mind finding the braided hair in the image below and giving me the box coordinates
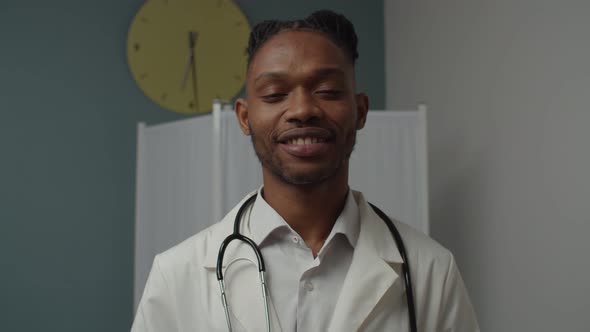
[246,10,359,67]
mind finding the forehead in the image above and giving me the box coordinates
[247,30,353,82]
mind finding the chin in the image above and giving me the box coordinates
[276,164,343,186]
[280,173,330,185]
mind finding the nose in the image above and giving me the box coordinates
[286,88,323,125]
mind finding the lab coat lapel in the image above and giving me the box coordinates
[327,192,404,332]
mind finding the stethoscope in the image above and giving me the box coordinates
[216,193,418,332]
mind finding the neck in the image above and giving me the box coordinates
[261,168,349,255]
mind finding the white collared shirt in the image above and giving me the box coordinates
[248,188,360,332]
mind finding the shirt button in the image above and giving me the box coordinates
[304,281,314,292]
[292,236,300,244]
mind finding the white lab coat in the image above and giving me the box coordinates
[132,191,479,331]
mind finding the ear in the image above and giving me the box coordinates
[355,93,369,130]
[235,98,250,135]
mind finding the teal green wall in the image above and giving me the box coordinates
[0,1,383,331]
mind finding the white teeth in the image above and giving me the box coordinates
[287,137,325,145]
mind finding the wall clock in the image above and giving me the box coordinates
[127,0,250,114]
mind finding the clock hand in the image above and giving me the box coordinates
[188,31,199,111]
[180,52,192,90]
[180,31,198,90]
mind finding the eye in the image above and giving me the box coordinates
[317,89,341,94]
[316,89,343,99]
[261,93,288,103]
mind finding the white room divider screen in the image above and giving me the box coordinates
[134,105,428,309]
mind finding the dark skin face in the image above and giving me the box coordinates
[235,30,369,254]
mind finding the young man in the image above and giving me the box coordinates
[132,10,479,331]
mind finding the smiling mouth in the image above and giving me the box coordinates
[277,132,333,158]
[284,137,328,145]
[276,127,334,146]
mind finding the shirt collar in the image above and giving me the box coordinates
[249,187,360,248]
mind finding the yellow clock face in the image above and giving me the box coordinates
[127,0,250,114]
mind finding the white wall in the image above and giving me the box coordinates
[385,1,590,331]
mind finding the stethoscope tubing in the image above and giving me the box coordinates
[369,202,418,332]
[216,194,417,332]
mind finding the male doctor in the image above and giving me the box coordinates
[132,10,479,332]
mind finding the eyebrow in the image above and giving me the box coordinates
[253,67,347,84]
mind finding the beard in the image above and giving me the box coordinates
[249,124,357,186]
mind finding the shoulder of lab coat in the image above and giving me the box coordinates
[131,192,252,332]
[132,190,479,331]
[378,205,480,331]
